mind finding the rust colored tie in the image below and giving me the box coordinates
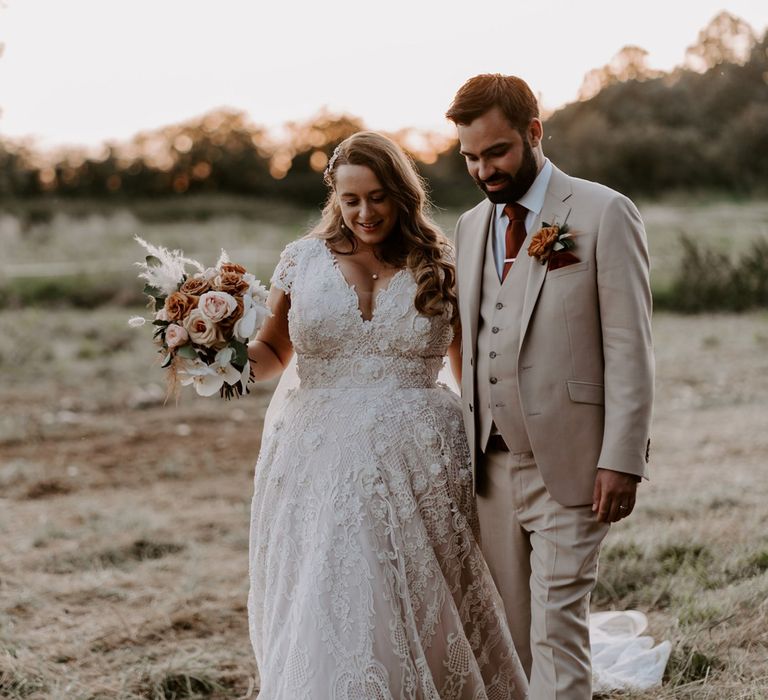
[502,202,528,282]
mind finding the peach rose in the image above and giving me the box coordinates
[165,323,189,349]
[220,262,247,275]
[527,226,560,261]
[198,291,237,322]
[164,292,198,322]
[180,276,212,295]
[183,309,223,347]
[215,271,249,295]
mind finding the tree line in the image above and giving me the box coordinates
[1,14,766,209]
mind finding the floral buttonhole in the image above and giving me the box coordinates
[527,221,578,269]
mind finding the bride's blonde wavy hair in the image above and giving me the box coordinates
[311,131,457,322]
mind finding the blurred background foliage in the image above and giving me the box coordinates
[0,13,766,210]
[0,12,767,313]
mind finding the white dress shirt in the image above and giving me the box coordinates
[492,158,553,279]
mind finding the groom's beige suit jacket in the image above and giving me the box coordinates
[455,164,654,506]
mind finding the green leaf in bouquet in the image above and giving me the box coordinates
[229,339,249,368]
[154,296,166,312]
[143,283,164,298]
[161,353,173,368]
[176,344,198,360]
[145,255,163,268]
[152,319,170,327]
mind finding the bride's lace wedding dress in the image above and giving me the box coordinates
[247,237,528,700]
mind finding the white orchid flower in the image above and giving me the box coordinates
[177,358,217,395]
[240,356,251,388]
[177,352,240,397]
[234,295,258,341]
[234,294,271,341]
[241,273,269,302]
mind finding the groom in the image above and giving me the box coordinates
[446,74,654,698]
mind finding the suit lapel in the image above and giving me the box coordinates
[461,201,494,357]
[519,166,573,347]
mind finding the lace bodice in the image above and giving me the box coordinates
[272,237,454,389]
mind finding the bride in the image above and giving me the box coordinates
[245,131,528,699]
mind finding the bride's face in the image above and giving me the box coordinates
[335,164,398,248]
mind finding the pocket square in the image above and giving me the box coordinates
[547,250,581,272]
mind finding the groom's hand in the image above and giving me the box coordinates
[592,469,638,523]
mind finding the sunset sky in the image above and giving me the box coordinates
[1,0,767,149]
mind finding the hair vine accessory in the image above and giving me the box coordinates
[324,145,341,179]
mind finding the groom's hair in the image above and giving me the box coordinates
[446,74,539,134]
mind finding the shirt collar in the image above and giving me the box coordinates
[495,157,553,221]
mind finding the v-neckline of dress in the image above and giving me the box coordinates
[320,240,408,324]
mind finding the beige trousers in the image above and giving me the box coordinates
[476,448,609,700]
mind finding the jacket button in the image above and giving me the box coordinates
[496,302,503,310]
[469,404,473,413]
[489,351,497,359]
[490,377,498,384]
[491,326,500,334]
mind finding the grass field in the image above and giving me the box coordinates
[1,306,767,699]
[2,197,768,305]
[1,197,767,698]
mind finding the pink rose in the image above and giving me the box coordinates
[198,291,237,322]
[165,323,189,349]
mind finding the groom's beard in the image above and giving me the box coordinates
[476,138,538,205]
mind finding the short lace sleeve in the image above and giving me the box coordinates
[270,239,308,294]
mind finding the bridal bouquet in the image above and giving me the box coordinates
[130,237,271,398]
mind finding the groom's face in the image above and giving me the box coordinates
[457,107,541,204]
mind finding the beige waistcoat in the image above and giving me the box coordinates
[476,218,531,454]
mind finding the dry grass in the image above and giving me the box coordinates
[593,312,768,699]
[3,197,767,285]
[1,307,273,698]
[1,308,767,698]
[639,199,768,289]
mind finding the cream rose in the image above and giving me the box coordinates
[198,291,237,322]
[183,309,222,346]
[165,323,189,349]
